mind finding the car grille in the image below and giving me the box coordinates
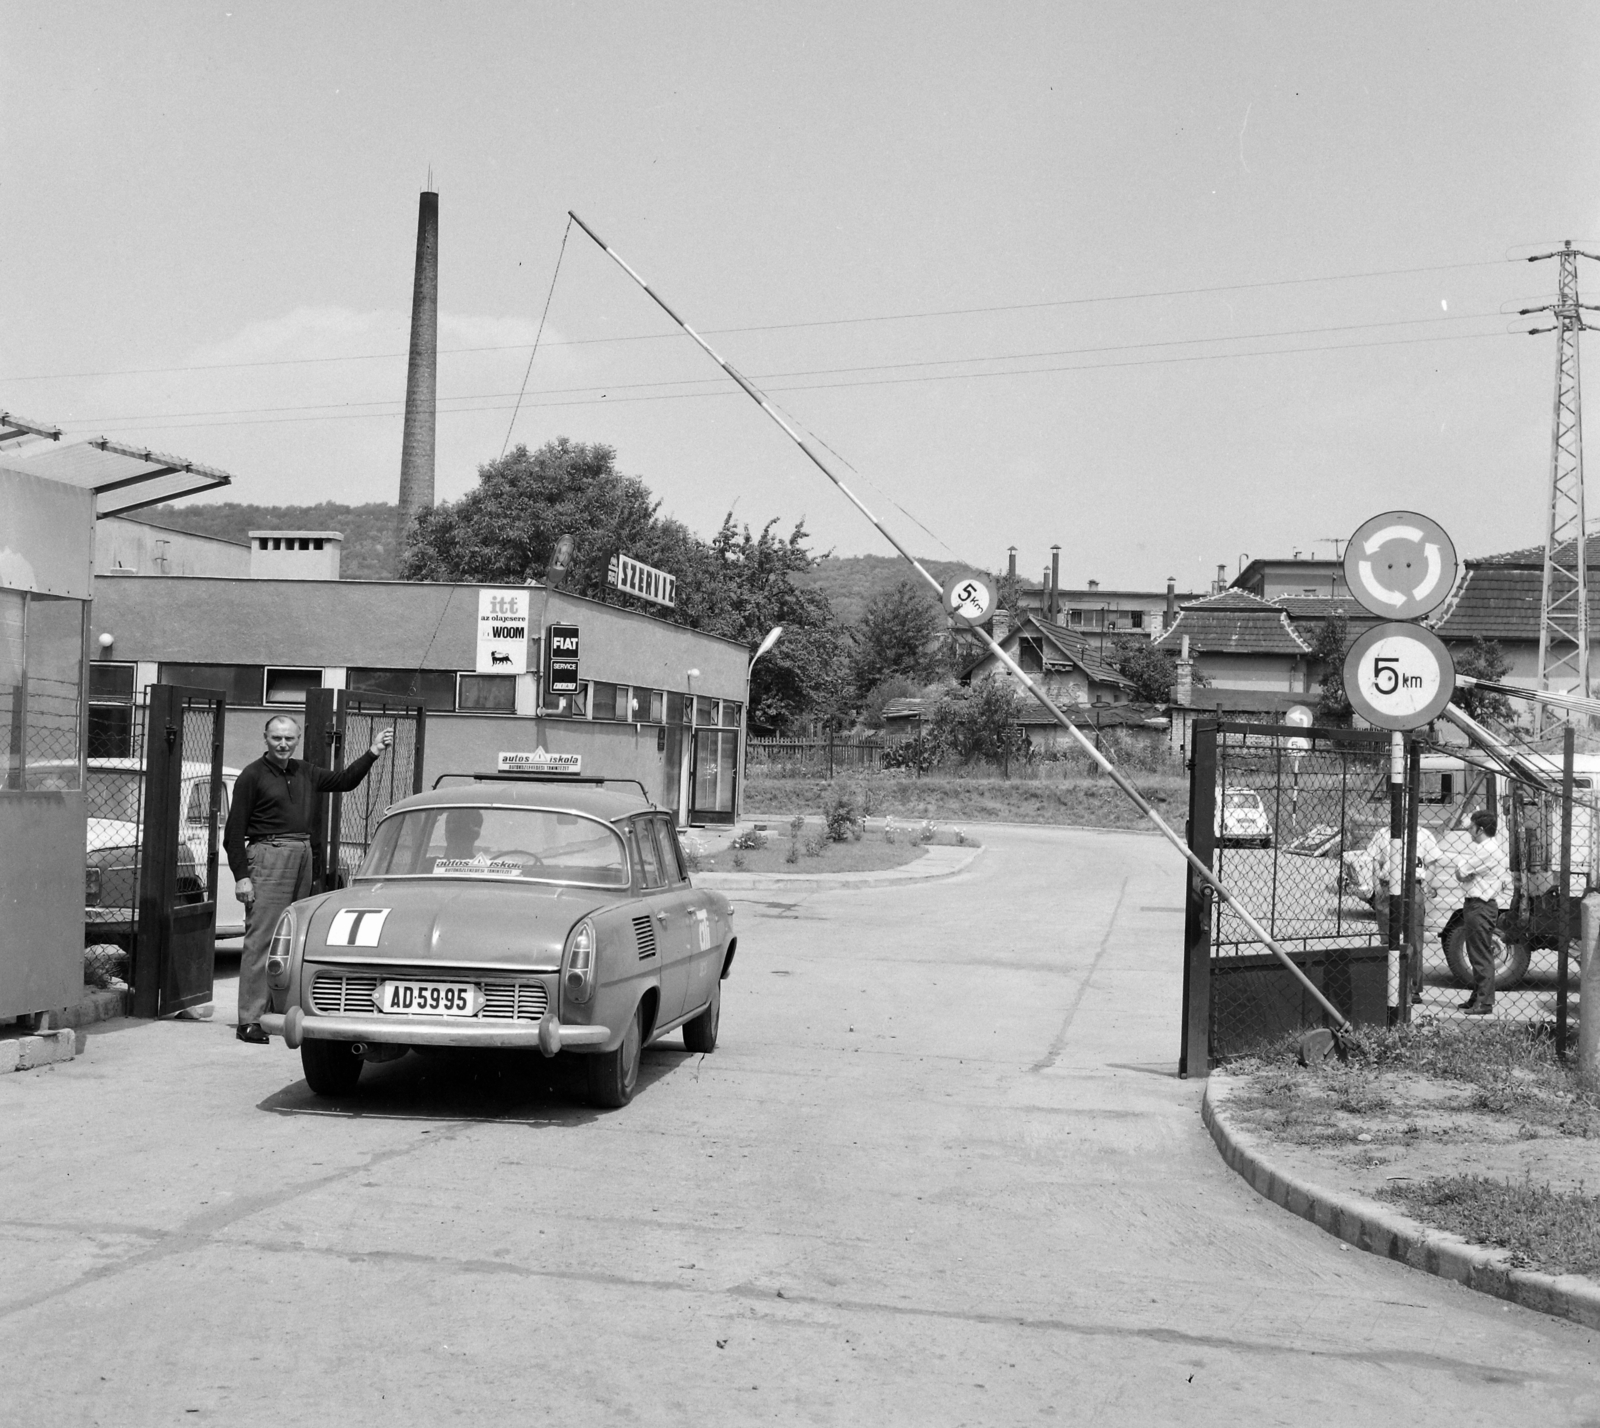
[633,915,657,960]
[309,972,549,1021]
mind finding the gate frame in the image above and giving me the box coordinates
[130,683,225,1019]
[304,688,426,892]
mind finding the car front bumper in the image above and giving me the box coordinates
[259,1007,611,1056]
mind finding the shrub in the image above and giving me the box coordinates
[823,784,865,842]
[731,849,747,871]
[803,829,828,857]
[731,828,769,851]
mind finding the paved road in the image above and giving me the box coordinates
[2,825,1596,1425]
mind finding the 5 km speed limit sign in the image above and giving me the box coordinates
[1342,622,1456,731]
[942,573,996,628]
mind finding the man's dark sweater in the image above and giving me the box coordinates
[223,751,379,880]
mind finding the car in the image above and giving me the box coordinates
[80,759,246,947]
[258,777,736,1108]
[1216,787,1272,848]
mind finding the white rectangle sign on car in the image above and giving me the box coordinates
[373,981,484,1017]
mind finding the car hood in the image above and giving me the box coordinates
[297,878,623,970]
[88,818,139,852]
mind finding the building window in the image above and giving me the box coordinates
[264,668,322,705]
[647,690,666,723]
[694,696,717,726]
[1019,637,1044,673]
[666,692,689,725]
[348,668,457,712]
[2,591,87,790]
[1068,610,1083,628]
[88,663,137,758]
[591,682,630,721]
[158,663,265,706]
[458,674,517,714]
[720,700,741,728]
[540,680,589,718]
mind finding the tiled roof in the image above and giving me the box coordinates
[1170,689,1317,715]
[960,614,1135,689]
[1429,566,1553,641]
[1153,590,1312,656]
[1015,701,1168,728]
[1271,595,1379,623]
[880,698,926,720]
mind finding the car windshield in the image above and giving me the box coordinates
[1224,791,1261,809]
[88,770,143,822]
[359,806,630,888]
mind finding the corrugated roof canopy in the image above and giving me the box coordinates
[3,437,231,515]
[0,410,64,450]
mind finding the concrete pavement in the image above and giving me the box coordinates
[1,824,1596,1424]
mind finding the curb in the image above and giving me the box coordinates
[697,843,985,893]
[51,988,132,1031]
[1202,1078,1600,1331]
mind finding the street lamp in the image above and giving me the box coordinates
[739,627,783,821]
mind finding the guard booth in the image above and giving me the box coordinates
[0,415,231,1023]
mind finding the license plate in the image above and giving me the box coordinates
[373,981,484,1017]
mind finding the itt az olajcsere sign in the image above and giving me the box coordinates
[476,589,529,675]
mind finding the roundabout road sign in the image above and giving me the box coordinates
[1342,622,1456,731]
[943,572,996,628]
[1344,511,1458,621]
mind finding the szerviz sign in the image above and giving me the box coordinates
[546,624,580,694]
[476,589,530,675]
[608,553,677,609]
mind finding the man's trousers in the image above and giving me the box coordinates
[237,837,313,1025]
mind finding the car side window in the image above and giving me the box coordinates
[633,819,665,890]
[654,816,687,884]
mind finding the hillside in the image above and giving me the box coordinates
[794,553,995,626]
[130,502,402,579]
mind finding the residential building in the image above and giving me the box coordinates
[1152,590,1315,694]
[960,612,1136,707]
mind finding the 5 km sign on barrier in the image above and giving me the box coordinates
[1342,622,1456,730]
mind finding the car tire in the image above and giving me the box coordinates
[587,1003,643,1109]
[1442,922,1531,991]
[682,978,721,1054]
[301,1039,364,1096]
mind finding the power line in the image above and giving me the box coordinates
[0,256,1509,384]
[500,215,572,457]
[70,326,1509,435]
[60,310,1508,428]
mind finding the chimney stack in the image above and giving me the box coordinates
[1214,562,1226,595]
[1164,576,1176,630]
[1050,545,1060,621]
[397,187,439,558]
[1007,546,1017,580]
[1175,633,1194,707]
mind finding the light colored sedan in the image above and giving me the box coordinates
[259,778,736,1108]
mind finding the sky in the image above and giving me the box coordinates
[6,1,1600,592]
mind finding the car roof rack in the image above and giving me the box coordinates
[431,771,655,805]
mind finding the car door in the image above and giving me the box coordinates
[653,814,719,1020]
[629,816,692,1027]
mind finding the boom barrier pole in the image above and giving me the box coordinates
[568,211,1354,1035]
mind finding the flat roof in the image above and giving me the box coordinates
[2,437,231,515]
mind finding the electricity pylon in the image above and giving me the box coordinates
[1523,242,1600,730]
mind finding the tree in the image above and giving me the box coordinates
[1450,637,1514,725]
[930,676,1027,768]
[1309,613,1352,722]
[1108,636,1179,704]
[400,438,848,731]
[852,579,945,696]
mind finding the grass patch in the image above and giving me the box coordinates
[1378,1175,1600,1276]
[745,772,1185,829]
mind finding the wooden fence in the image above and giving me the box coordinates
[747,735,884,776]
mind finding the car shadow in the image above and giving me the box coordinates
[258,1042,682,1125]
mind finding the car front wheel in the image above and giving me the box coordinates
[301,1039,363,1096]
[682,979,721,1054]
[588,1004,643,1108]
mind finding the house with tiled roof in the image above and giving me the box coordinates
[1152,589,1315,693]
[960,613,1135,707]
[1427,538,1600,688]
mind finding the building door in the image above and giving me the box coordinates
[690,728,738,825]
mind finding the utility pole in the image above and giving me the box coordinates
[1524,241,1600,731]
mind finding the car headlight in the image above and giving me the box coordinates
[85,866,102,906]
[266,911,295,987]
[564,918,596,1005]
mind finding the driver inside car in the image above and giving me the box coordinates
[429,807,484,869]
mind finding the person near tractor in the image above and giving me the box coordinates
[224,714,394,1043]
[1453,809,1510,1016]
[1364,822,1442,946]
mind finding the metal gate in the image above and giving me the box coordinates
[1182,720,1393,1068]
[304,689,425,891]
[128,684,225,1018]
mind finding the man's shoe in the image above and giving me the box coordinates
[236,1022,270,1044]
[1457,997,1479,1011]
[1463,1005,1494,1017]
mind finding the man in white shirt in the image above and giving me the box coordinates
[1454,809,1511,1015]
[1366,823,1442,992]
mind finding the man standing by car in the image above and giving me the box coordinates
[225,715,394,1043]
[1454,809,1510,1016]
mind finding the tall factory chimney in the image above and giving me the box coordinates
[1049,545,1061,621]
[396,186,439,558]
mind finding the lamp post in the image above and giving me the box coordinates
[739,627,783,822]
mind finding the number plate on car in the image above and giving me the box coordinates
[373,981,484,1017]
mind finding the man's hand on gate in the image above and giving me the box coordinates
[237,877,254,905]
[371,726,395,757]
